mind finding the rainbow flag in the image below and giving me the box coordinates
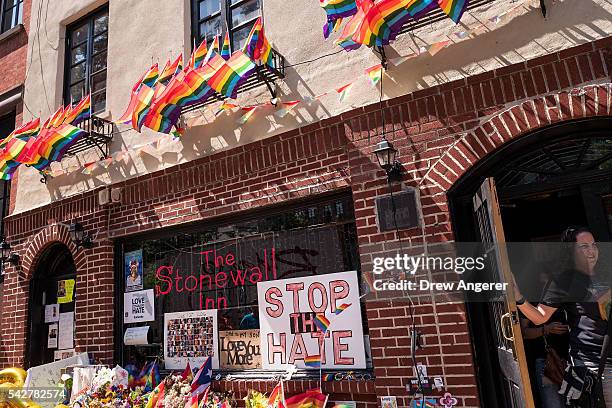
[365,63,383,86]
[320,0,358,38]
[336,82,353,102]
[0,118,40,147]
[204,35,220,64]
[334,303,352,314]
[438,0,468,23]
[304,355,321,368]
[145,381,165,408]
[242,18,273,68]
[131,84,156,131]
[206,51,255,99]
[0,138,29,179]
[314,314,331,332]
[284,389,328,408]
[215,102,239,116]
[36,124,87,164]
[192,40,208,69]
[158,54,183,84]
[116,70,150,124]
[268,381,285,407]
[323,374,335,381]
[221,31,231,60]
[64,94,91,125]
[141,63,160,89]
[45,106,66,128]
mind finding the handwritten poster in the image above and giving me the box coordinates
[44,304,59,323]
[257,270,366,370]
[57,279,75,304]
[125,249,144,292]
[47,324,58,349]
[164,309,219,370]
[123,289,155,323]
[219,330,261,369]
[58,312,74,350]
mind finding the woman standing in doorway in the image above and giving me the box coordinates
[513,226,611,406]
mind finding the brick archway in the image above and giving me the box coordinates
[21,224,86,282]
[422,82,612,192]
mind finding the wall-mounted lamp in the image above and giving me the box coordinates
[373,138,402,183]
[68,221,94,249]
[0,239,20,266]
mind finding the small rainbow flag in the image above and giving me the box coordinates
[158,54,183,84]
[64,94,91,125]
[206,51,255,99]
[274,100,300,118]
[192,40,208,69]
[45,105,66,128]
[0,118,40,147]
[334,303,352,314]
[284,389,328,408]
[438,0,468,23]
[304,355,321,368]
[314,314,331,332]
[204,35,220,64]
[221,31,231,60]
[365,63,383,86]
[428,40,450,56]
[242,18,273,68]
[215,102,239,116]
[131,84,155,132]
[36,124,87,163]
[238,106,257,124]
[320,0,357,38]
[141,63,160,88]
[336,82,353,102]
[323,374,335,381]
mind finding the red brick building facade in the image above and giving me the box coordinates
[1,36,611,407]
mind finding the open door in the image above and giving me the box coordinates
[472,177,534,408]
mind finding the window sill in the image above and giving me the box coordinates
[0,24,24,44]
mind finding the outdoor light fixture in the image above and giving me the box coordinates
[69,221,94,249]
[374,138,402,183]
[0,239,19,266]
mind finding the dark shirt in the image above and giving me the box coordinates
[521,304,569,361]
[541,269,611,367]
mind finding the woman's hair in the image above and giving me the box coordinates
[560,226,594,270]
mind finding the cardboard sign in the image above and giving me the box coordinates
[124,289,155,323]
[164,309,219,370]
[257,270,366,370]
[219,330,261,369]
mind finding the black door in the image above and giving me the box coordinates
[26,243,77,367]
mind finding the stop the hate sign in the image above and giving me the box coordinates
[257,270,366,369]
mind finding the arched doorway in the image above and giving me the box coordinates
[26,243,77,367]
[449,117,612,408]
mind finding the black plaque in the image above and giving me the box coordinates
[376,189,420,232]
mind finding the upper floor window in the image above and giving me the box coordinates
[1,0,23,33]
[64,7,108,114]
[192,0,261,51]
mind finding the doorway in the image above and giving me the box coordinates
[449,117,612,407]
[26,243,77,367]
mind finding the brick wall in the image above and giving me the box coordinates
[1,37,611,407]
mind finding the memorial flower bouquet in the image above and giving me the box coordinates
[159,374,194,408]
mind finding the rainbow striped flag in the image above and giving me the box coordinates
[284,389,328,408]
[221,31,231,60]
[131,84,156,132]
[204,35,220,64]
[438,0,468,23]
[158,54,183,84]
[141,63,160,88]
[365,63,383,86]
[45,106,66,128]
[215,102,239,116]
[304,355,321,368]
[116,70,149,124]
[192,40,208,69]
[320,0,357,38]
[0,138,29,179]
[314,314,331,332]
[36,124,87,164]
[0,118,40,147]
[336,82,353,102]
[242,18,273,68]
[206,51,255,99]
[334,303,352,314]
[64,94,91,125]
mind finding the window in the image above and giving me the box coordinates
[64,7,108,114]
[1,0,23,33]
[192,0,261,51]
[119,194,367,372]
